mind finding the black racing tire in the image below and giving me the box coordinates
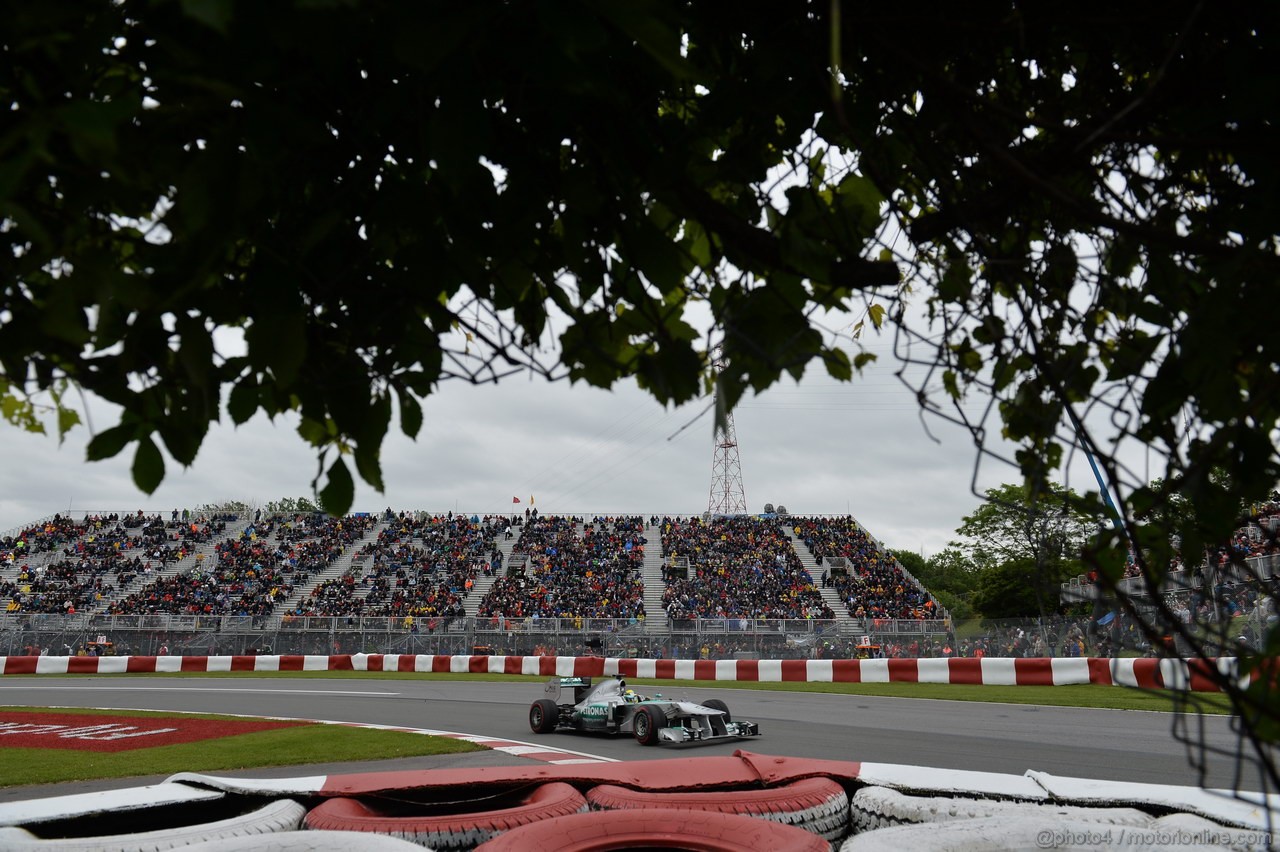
[587,776,849,842]
[700,698,730,722]
[0,799,305,851]
[304,782,586,850]
[632,705,663,746]
[529,698,559,734]
[473,807,829,852]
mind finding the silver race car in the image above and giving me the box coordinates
[528,676,761,746]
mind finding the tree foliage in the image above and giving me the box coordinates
[3,0,1279,790]
[952,482,1097,575]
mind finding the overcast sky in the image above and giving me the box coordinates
[0,324,1141,558]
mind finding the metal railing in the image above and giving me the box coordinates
[0,612,943,659]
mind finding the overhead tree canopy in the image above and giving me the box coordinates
[3,0,1279,775]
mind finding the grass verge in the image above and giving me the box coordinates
[2,668,1237,713]
[0,706,481,788]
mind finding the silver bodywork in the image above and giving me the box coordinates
[536,676,761,745]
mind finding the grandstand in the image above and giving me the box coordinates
[1,509,947,659]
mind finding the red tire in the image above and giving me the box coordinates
[473,807,830,852]
[305,782,586,850]
[587,777,849,842]
[632,705,663,745]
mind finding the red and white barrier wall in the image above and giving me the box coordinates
[0,653,1249,691]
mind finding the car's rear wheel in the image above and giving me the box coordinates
[632,705,663,745]
[529,698,559,733]
[701,698,730,722]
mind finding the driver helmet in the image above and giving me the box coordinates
[623,689,639,703]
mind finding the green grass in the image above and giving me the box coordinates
[2,668,1238,713]
[0,706,482,788]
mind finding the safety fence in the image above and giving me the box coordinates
[0,652,1249,691]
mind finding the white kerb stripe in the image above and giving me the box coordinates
[556,656,579,677]
[95,656,129,674]
[1159,658,1189,691]
[673,659,696,680]
[917,658,951,684]
[1109,658,1139,687]
[715,659,738,681]
[756,660,782,682]
[806,659,834,683]
[632,659,657,679]
[34,657,71,675]
[980,657,1018,686]
[858,659,889,683]
[1050,657,1091,686]
[154,655,184,673]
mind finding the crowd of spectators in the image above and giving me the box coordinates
[291,511,504,622]
[478,515,646,620]
[791,516,940,621]
[3,512,232,615]
[104,513,377,618]
[659,516,833,621]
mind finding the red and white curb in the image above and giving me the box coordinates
[0,653,1252,692]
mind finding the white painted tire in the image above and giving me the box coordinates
[849,786,1151,834]
[840,815,1223,851]
[588,777,849,842]
[0,799,305,851]
[181,829,428,851]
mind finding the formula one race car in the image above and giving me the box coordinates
[528,676,761,746]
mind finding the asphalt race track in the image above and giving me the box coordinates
[0,677,1267,794]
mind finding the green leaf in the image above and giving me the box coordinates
[297,417,331,447]
[397,388,423,439]
[132,435,165,494]
[867,303,886,329]
[227,378,259,425]
[319,456,355,516]
[822,347,853,381]
[56,407,81,442]
[86,424,136,461]
[853,351,877,371]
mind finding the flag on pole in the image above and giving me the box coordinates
[512,497,521,504]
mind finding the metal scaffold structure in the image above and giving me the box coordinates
[707,347,747,515]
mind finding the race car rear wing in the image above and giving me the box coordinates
[544,676,593,703]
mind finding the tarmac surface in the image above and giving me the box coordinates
[1,676,1270,800]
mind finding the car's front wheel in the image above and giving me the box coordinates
[529,698,559,734]
[632,706,663,746]
[701,698,730,722]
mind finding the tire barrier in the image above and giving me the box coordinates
[0,653,1247,691]
[5,753,1274,848]
[303,782,587,850]
[0,799,305,851]
[849,785,1151,834]
[839,814,1242,851]
[179,830,427,852]
[472,807,831,852]
[587,777,849,842]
